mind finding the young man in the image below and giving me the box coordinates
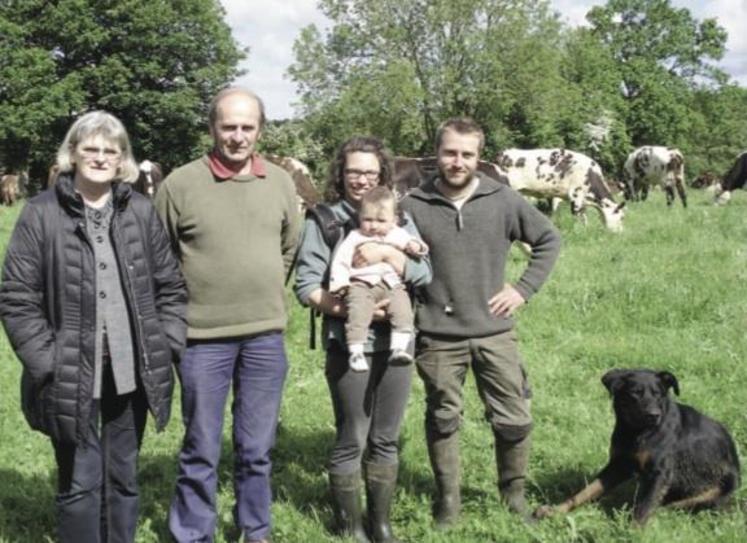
[401,118,561,525]
[155,88,301,543]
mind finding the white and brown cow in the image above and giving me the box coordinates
[393,156,507,200]
[690,171,719,189]
[623,146,687,207]
[134,160,164,199]
[1,173,20,206]
[265,154,320,212]
[713,151,747,205]
[494,148,625,233]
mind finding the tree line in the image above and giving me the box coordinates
[2,0,746,192]
[284,0,747,183]
[0,0,245,191]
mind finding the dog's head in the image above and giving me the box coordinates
[601,369,679,430]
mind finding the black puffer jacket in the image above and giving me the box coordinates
[0,174,187,444]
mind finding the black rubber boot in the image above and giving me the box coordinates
[495,433,532,516]
[426,429,461,528]
[329,471,370,542]
[364,462,401,543]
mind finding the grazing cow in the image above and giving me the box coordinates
[713,152,747,205]
[493,148,625,233]
[134,160,164,199]
[690,171,719,189]
[265,154,320,212]
[623,146,687,207]
[605,176,626,195]
[393,156,507,200]
[1,174,20,206]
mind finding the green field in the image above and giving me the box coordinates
[0,189,745,542]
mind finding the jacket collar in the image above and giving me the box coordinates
[55,172,132,217]
[338,198,357,219]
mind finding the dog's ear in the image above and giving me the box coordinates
[602,369,628,395]
[657,371,680,396]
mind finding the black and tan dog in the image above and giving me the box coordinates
[534,369,740,525]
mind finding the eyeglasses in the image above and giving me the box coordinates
[344,169,380,181]
[78,146,121,162]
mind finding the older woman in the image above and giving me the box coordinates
[0,111,187,542]
[295,137,431,542]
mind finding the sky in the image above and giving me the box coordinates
[221,0,747,120]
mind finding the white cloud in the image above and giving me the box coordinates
[700,0,747,51]
[221,0,329,119]
[220,0,747,119]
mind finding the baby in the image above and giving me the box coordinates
[329,186,428,372]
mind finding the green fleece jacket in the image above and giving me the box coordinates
[401,174,560,338]
[155,156,301,339]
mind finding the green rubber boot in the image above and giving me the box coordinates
[329,471,370,542]
[426,429,461,528]
[364,462,401,543]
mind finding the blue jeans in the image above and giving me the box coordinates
[169,332,288,543]
[53,382,147,543]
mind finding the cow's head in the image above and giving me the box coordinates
[599,199,625,233]
[714,185,731,205]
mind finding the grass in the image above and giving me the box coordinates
[0,188,745,542]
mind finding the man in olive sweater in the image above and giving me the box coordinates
[155,88,300,543]
[401,118,561,525]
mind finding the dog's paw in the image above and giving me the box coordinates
[532,505,556,519]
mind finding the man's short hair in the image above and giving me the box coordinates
[208,87,266,129]
[435,117,485,153]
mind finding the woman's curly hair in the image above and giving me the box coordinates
[324,136,394,203]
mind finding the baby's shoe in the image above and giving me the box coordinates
[388,349,413,366]
[349,352,369,372]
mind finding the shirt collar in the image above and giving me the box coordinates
[207,149,267,180]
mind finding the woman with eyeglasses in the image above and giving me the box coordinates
[0,111,187,542]
[294,136,431,542]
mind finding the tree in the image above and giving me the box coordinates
[288,0,572,157]
[0,0,245,189]
[586,0,728,147]
[682,84,747,179]
[259,119,327,183]
[555,27,631,175]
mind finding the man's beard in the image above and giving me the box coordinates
[442,168,475,188]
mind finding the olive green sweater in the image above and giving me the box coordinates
[155,156,300,339]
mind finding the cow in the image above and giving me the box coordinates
[623,146,687,207]
[713,152,747,205]
[265,154,320,212]
[1,174,20,206]
[134,159,164,199]
[393,156,507,200]
[690,171,719,189]
[493,148,625,233]
[605,176,626,195]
